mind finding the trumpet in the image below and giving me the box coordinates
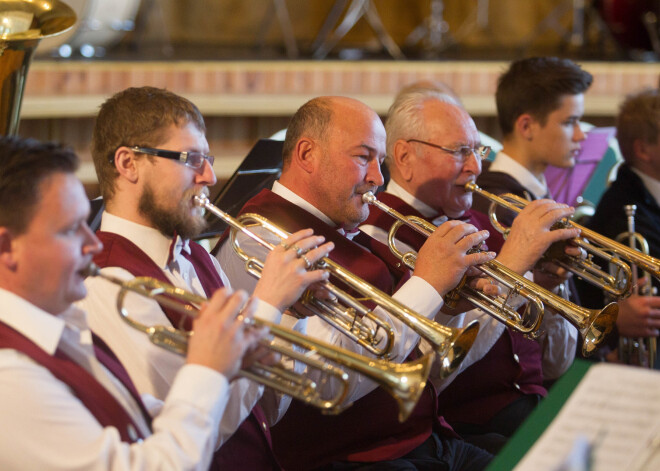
[195,195,479,378]
[362,191,618,356]
[616,205,657,368]
[464,182,643,299]
[84,263,433,422]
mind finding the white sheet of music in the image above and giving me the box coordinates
[515,363,660,471]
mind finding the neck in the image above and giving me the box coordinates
[104,196,155,230]
[501,139,547,180]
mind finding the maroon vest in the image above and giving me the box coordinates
[0,320,149,443]
[363,192,546,426]
[230,189,451,470]
[95,231,281,471]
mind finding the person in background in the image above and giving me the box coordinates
[582,88,660,366]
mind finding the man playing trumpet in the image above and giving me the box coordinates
[360,86,580,453]
[217,96,497,470]
[0,135,263,470]
[78,86,334,469]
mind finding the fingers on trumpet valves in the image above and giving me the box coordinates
[300,254,312,270]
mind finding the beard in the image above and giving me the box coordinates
[138,184,209,239]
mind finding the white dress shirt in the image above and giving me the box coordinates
[78,212,295,446]
[0,288,229,471]
[217,181,444,402]
[360,180,578,388]
[632,167,660,208]
[490,151,549,199]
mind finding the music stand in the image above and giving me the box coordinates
[198,139,284,239]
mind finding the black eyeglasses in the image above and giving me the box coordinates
[406,139,490,162]
[125,146,215,169]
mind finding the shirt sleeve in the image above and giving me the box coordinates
[0,350,230,471]
[535,284,579,380]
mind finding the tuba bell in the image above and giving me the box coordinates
[0,0,76,135]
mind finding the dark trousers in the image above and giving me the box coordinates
[452,394,542,455]
[327,432,493,471]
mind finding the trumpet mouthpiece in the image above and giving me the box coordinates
[193,195,209,207]
[81,263,101,278]
[362,192,376,204]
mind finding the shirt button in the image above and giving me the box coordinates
[513,354,520,363]
[262,422,268,430]
[513,382,521,390]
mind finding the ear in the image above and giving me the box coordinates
[292,137,317,174]
[113,146,140,183]
[392,139,415,181]
[633,138,652,164]
[515,113,536,141]
[0,228,17,271]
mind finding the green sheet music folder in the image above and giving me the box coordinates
[486,359,592,470]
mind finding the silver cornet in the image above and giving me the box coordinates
[84,263,433,422]
[616,205,657,368]
[195,195,479,378]
[362,191,618,356]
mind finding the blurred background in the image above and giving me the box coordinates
[15,0,660,197]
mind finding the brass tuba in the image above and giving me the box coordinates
[84,263,433,422]
[195,195,480,379]
[362,191,619,357]
[0,1,76,135]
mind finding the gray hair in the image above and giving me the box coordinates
[385,89,461,167]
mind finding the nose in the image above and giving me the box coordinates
[367,158,385,187]
[463,150,482,175]
[82,223,103,256]
[196,158,217,186]
[574,122,586,142]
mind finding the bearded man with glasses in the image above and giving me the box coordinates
[360,88,581,454]
[79,86,334,470]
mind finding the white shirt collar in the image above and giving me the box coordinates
[0,287,83,355]
[490,151,548,199]
[385,179,439,219]
[272,181,337,227]
[100,212,190,269]
[631,167,660,207]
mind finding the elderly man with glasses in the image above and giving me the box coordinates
[77,86,335,470]
[360,88,580,454]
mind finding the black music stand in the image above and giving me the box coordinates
[198,139,284,239]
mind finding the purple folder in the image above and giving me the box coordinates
[544,127,617,206]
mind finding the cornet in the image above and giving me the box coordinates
[464,182,649,299]
[616,205,657,368]
[84,263,433,422]
[195,195,479,378]
[362,191,618,356]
